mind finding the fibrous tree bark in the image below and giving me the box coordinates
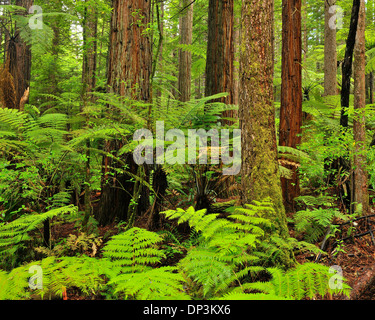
[96,0,152,226]
[178,0,193,103]
[205,0,234,107]
[279,0,303,213]
[240,0,291,249]
[81,0,98,229]
[352,0,369,215]
[82,0,97,100]
[107,0,151,102]
[5,0,32,109]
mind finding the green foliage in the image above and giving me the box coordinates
[35,232,102,258]
[0,256,109,300]
[162,201,330,299]
[102,227,166,273]
[109,266,189,300]
[243,263,351,300]
[294,207,348,243]
[161,203,350,300]
[0,205,77,269]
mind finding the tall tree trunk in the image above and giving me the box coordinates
[240,0,291,250]
[81,0,98,229]
[353,0,369,215]
[324,0,338,96]
[302,0,308,76]
[195,0,234,209]
[82,0,97,99]
[279,0,302,213]
[107,0,151,102]
[156,1,164,106]
[341,0,361,128]
[96,0,152,226]
[233,16,240,106]
[178,0,193,103]
[205,0,234,106]
[6,0,32,109]
[335,0,361,211]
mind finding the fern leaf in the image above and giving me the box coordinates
[102,227,166,273]
[110,266,189,300]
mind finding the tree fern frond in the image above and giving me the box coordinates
[258,263,351,300]
[110,266,189,300]
[0,206,77,261]
[217,292,291,300]
[102,227,166,273]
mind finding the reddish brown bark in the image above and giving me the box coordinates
[178,0,193,103]
[107,0,151,102]
[5,0,33,109]
[96,0,152,226]
[205,0,234,108]
[82,0,97,99]
[279,0,303,213]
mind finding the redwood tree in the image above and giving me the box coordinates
[82,0,97,99]
[5,0,33,109]
[205,0,234,107]
[96,0,152,226]
[279,0,303,213]
[178,0,193,103]
[81,0,98,228]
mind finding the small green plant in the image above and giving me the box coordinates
[35,232,102,258]
[0,205,77,269]
[332,240,347,257]
[294,207,348,243]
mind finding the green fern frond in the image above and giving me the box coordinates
[102,227,166,273]
[248,263,351,300]
[0,256,108,300]
[278,146,311,163]
[217,292,291,300]
[0,205,77,261]
[294,208,346,242]
[110,266,189,300]
[178,247,233,298]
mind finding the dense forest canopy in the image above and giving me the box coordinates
[0,0,375,302]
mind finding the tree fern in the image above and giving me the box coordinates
[0,205,77,266]
[244,263,351,300]
[102,227,190,300]
[109,266,189,300]
[294,208,347,243]
[102,227,166,273]
[162,202,272,298]
[0,256,109,300]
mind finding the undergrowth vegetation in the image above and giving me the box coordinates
[4,0,375,302]
[0,200,351,300]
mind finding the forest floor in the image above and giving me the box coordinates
[293,213,375,300]
[49,194,375,301]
